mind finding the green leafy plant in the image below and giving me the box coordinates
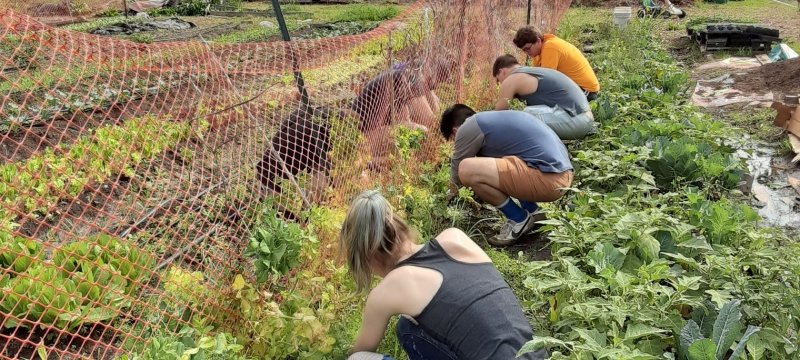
[514,17,800,360]
[393,126,425,161]
[244,205,306,281]
[0,234,155,331]
[0,234,42,274]
[120,324,250,360]
[679,300,760,360]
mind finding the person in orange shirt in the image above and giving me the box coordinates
[513,26,600,101]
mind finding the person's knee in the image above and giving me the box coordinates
[458,159,487,186]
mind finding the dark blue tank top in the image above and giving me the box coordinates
[395,239,548,360]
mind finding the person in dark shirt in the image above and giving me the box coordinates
[340,190,548,360]
[351,59,454,169]
[255,105,339,212]
[440,104,573,246]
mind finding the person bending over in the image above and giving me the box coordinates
[494,54,596,140]
[351,67,419,170]
[351,59,453,169]
[441,104,573,246]
[514,25,600,101]
[341,190,548,360]
[255,105,338,216]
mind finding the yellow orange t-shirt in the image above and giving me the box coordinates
[533,34,600,93]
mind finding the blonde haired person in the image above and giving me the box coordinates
[341,190,548,360]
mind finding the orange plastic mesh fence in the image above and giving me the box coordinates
[0,0,571,358]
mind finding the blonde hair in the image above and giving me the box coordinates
[340,190,412,291]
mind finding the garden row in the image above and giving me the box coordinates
[509,19,799,359]
[1,5,439,358]
[116,10,800,360]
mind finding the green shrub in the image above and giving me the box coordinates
[244,204,306,282]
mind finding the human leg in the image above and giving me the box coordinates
[458,157,538,245]
[396,316,458,360]
[457,157,507,206]
[496,156,573,203]
[365,126,392,170]
[522,105,596,140]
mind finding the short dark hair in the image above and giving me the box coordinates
[492,55,520,77]
[513,26,544,49]
[440,104,476,139]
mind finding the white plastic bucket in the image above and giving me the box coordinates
[613,7,632,27]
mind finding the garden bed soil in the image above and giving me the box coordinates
[0,322,120,360]
[505,232,552,261]
[0,83,199,163]
[733,58,800,96]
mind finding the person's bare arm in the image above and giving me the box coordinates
[351,286,396,353]
[426,90,441,115]
[495,76,518,110]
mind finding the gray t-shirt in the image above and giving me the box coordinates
[512,66,591,116]
[450,110,572,186]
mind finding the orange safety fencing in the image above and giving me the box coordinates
[0,0,572,358]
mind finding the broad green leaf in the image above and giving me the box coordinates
[636,338,670,356]
[672,276,703,292]
[232,274,245,291]
[574,328,606,351]
[517,336,573,355]
[637,234,661,262]
[745,333,766,360]
[82,306,117,323]
[196,336,216,349]
[625,323,667,341]
[677,237,713,252]
[729,326,760,359]
[588,242,626,274]
[524,261,553,274]
[705,290,733,309]
[681,320,705,356]
[36,341,47,360]
[713,300,743,360]
[688,339,717,360]
[691,305,717,338]
[662,252,701,270]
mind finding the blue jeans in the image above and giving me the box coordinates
[395,317,458,360]
[523,105,596,140]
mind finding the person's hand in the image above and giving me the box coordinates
[409,122,429,133]
[446,182,459,203]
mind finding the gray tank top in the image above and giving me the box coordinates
[512,66,591,116]
[395,239,548,360]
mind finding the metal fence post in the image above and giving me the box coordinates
[269,0,310,107]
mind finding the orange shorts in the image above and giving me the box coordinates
[495,156,573,202]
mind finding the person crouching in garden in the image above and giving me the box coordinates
[493,54,596,140]
[440,104,573,246]
[341,190,548,360]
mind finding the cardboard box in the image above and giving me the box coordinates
[772,102,800,138]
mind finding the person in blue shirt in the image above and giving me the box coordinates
[440,104,574,245]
